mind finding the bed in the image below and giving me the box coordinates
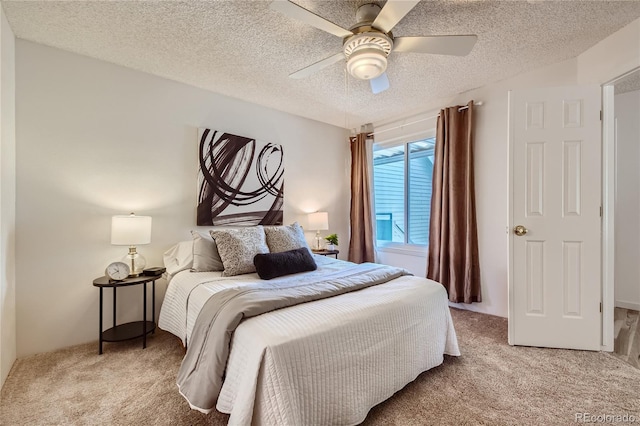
[159,238,459,425]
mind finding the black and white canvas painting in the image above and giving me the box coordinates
[197,128,284,226]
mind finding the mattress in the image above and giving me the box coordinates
[159,255,459,425]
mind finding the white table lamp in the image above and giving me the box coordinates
[307,212,329,250]
[111,213,152,277]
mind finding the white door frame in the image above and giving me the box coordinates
[601,66,640,352]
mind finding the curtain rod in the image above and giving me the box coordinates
[369,101,483,137]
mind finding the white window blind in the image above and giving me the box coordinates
[372,112,438,148]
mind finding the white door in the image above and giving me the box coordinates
[508,85,602,350]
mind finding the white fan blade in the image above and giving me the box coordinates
[270,1,353,38]
[394,35,478,56]
[372,0,420,33]
[370,72,390,94]
[289,52,345,79]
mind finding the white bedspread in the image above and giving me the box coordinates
[159,256,459,425]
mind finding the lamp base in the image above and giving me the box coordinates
[122,246,146,277]
[315,231,323,251]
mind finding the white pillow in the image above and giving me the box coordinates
[190,230,224,272]
[163,241,194,277]
[210,226,269,277]
[264,222,310,253]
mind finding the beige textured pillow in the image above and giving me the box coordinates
[210,226,269,277]
[264,222,310,253]
[190,231,224,272]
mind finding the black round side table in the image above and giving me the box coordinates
[93,274,158,354]
[311,249,339,259]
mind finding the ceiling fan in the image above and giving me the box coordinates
[270,0,477,94]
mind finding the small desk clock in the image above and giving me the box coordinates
[105,261,130,281]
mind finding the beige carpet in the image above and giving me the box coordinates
[2,308,639,426]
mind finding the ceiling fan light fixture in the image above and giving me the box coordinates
[343,31,392,81]
[346,47,388,80]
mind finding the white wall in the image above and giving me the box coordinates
[377,247,427,277]
[374,16,640,318]
[374,58,578,318]
[0,6,16,388]
[578,18,640,86]
[16,41,350,356]
[614,89,640,311]
[445,59,581,317]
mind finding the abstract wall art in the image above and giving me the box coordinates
[197,128,284,226]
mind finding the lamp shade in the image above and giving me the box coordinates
[307,212,329,231]
[111,213,152,245]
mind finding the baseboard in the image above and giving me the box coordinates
[615,300,640,311]
[448,302,507,318]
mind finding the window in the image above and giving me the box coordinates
[373,138,435,247]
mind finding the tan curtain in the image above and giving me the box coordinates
[427,101,481,303]
[348,133,375,263]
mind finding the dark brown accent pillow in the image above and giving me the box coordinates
[253,247,317,280]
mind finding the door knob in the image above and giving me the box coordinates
[514,225,528,236]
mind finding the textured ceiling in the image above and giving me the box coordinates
[3,0,640,129]
[615,70,640,94]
